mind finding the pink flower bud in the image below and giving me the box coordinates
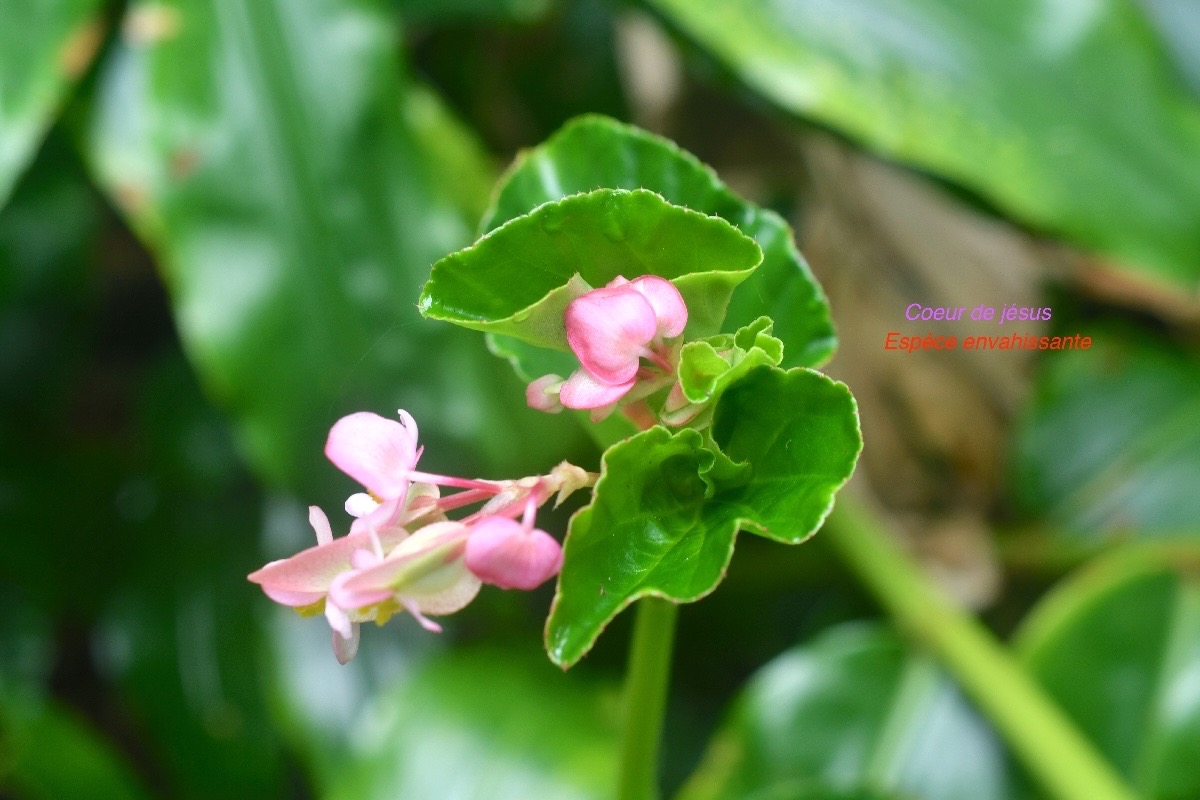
[625,275,687,339]
[565,283,657,385]
[526,374,565,412]
[558,368,634,410]
[464,516,563,590]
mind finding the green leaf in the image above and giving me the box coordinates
[420,187,763,349]
[0,0,105,207]
[645,0,1200,292]
[1011,323,1200,541]
[82,0,574,494]
[0,689,150,800]
[546,366,861,667]
[677,317,784,406]
[481,115,836,367]
[325,648,618,800]
[1015,549,1200,800]
[677,624,1010,800]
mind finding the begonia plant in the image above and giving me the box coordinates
[251,115,865,798]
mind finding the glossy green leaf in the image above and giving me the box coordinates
[678,624,1010,800]
[1012,324,1200,541]
[0,0,105,207]
[546,366,861,667]
[0,689,150,800]
[325,648,618,800]
[646,0,1200,292]
[481,115,836,367]
[420,188,762,349]
[1015,550,1200,799]
[83,0,575,494]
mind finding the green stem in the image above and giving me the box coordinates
[998,527,1200,575]
[618,597,678,800]
[824,496,1137,800]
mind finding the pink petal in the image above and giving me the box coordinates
[589,402,619,423]
[329,566,392,611]
[247,525,410,595]
[325,411,420,500]
[332,625,360,665]
[628,276,687,338]
[559,369,633,409]
[565,284,657,384]
[350,548,381,570]
[309,506,333,546]
[262,587,325,607]
[337,522,480,615]
[526,374,565,413]
[396,409,419,442]
[402,601,444,632]
[325,596,354,640]
[464,516,563,590]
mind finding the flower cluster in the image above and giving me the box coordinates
[527,275,690,425]
[248,410,592,664]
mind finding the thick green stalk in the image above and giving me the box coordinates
[618,597,678,800]
[824,497,1137,800]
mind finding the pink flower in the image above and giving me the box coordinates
[327,521,482,636]
[530,275,688,419]
[325,410,422,535]
[565,275,686,385]
[248,404,598,664]
[248,508,483,664]
[247,505,413,663]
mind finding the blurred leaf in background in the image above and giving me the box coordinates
[1136,0,1200,96]
[83,0,589,502]
[1012,323,1200,541]
[396,0,557,25]
[324,649,619,800]
[1014,550,1200,800]
[0,0,106,205]
[680,624,1010,800]
[645,0,1200,292]
[409,0,627,153]
[0,126,290,797]
[0,689,149,800]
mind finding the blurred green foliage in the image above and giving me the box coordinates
[2,0,1199,798]
[645,0,1200,291]
[680,624,1009,800]
[0,0,105,205]
[1013,322,1200,539]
